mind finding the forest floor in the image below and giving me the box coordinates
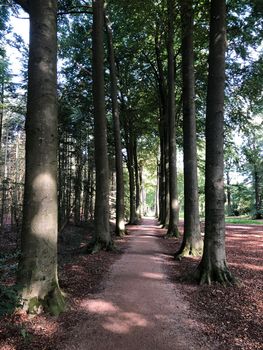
[0,218,262,349]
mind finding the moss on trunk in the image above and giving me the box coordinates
[165,221,180,238]
[24,285,65,316]
[87,238,117,254]
[175,238,203,259]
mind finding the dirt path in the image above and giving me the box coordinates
[58,218,210,350]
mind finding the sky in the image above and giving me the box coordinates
[5,9,260,186]
[6,13,29,84]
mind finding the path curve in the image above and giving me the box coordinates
[59,218,211,350]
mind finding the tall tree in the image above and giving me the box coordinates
[166,0,179,237]
[196,0,234,284]
[105,14,125,236]
[14,0,65,314]
[91,0,112,251]
[175,0,202,257]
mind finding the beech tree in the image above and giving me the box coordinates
[14,0,65,314]
[166,0,179,237]
[196,0,234,284]
[175,0,202,257]
[105,13,125,236]
[91,0,113,251]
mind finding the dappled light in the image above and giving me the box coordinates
[31,172,57,240]
[141,272,165,280]
[0,0,262,348]
[54,219,206,348]
[1,218,262,349]
[102,311,149,334]
[171,199,179,210]
[230,262,263,272]
[80,299,119,314]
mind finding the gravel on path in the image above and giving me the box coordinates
[58,218,211,350]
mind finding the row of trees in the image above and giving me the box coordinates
[0,0,262,314]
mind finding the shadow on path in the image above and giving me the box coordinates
[56,217,210,350]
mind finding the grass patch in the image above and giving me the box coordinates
[225,217,263,225]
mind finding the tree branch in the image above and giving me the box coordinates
[58,10,92,16]
[58,5,92,16]
[13,0,29,13]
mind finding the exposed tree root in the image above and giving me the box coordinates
[44,286,66,316]
[21,285,66,316]
[87,240,118,254]
[195,263,236,286]
[174,241,203,260]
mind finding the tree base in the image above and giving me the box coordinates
[116,228,127,237]
[165,225,180,238]
[23,285,65,316]
[174,241,203,260]
[44,286,66,316]
[195,262,236,286]
[87,239,117,254]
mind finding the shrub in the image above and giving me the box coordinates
[251,209,263,220]
[0,285,22,316]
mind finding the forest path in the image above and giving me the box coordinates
[59,218,209,350]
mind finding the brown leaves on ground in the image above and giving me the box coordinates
[0,223,129,350]
[160,223,263,350]
[0,221,262,349]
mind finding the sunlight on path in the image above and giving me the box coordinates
[58,218,210,350]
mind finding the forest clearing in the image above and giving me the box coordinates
[0,218,262,349]
[0,0,263,349]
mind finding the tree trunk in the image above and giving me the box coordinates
[105,15,125,236]
[254,167,260,212]
[0,82,4,151]
[91,0,112,252]
[139,163,144,216]
[126,130,137,224]
[176,0,202,257]
[155,162,160,218]
[155,27,167,225]
[134,139,141,219]
[166,0,179,237]
[74,145,83,225]
[158,121,166,223]
[226,171,232,216]
[15,0,65,315]
[196,0,234,285]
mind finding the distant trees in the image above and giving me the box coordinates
[241,127,263,218]
[0,0,261,317]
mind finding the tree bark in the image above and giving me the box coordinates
[0,82,4,151]
[226,171,232,216]
[155,27,167,225]
[126,128,137,224]
[15,0,65,314]
[254,167,260,212]
[175,0,202,257]
[74,143,83,225]
[134,139,141,219]
[166,0,179,237]
[91,0,112,252]
[105,15,125,236]
[196,0,234,285]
